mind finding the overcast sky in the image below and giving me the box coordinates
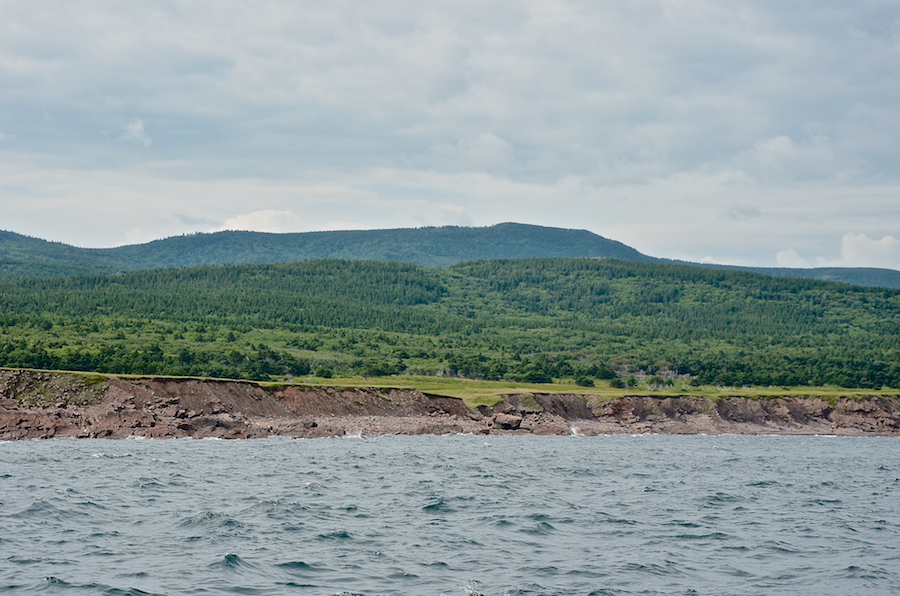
[2,0,899,269]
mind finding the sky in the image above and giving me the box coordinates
[1,0,899,270]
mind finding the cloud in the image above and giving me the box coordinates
[125,227,150,245]
[776,233,900,270]
[429,133,515,174]
[211,210,303,233]
[411,203,473,227]
[177,213,219,227]
[776,249,810,268]
[0,133,15,141]
[832,233,900,269]
[0,2,899,268]
[118,118,152,147]
[19,0,889,183]
[734,135,844,184]
[727,203,762,221]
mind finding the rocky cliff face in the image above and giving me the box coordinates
[588,394,900,436]
[1,370,899,439]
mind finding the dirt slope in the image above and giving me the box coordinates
[1,370,898,439]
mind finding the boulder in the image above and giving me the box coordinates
[493,413,522,430]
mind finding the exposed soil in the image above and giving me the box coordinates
[1,370,899,439]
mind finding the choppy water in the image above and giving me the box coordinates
[2,435,899,596]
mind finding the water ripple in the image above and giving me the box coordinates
[1,435,898,595]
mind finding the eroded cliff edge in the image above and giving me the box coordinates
[1,370,899,439]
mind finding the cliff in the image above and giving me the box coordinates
[1,370,899,439]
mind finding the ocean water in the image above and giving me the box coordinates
[1,435,899,596]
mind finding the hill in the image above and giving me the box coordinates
[690,263,900,291]
[1,258,898,388]
[0,223,649,277]
[3,224,899,288]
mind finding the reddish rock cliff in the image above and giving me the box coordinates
[1,370,898,439]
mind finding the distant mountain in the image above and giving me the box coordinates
[2,223,899,288]
[0,223,650,275]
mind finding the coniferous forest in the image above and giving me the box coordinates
[1,258,898,388]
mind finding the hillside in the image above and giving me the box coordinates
[3,224,899,288]
[0,223,649,277]
[1,258,898,388]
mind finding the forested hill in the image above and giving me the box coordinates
[2,223,900,288]
[1,258,899,388]
[0,223,649,279]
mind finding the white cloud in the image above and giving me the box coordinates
[411,203,473,227]
[125,226,150,245]
[776,249,810,268]
[211,210,303,233]
[305,220,379,232]
[832,233,900,269]
[0,133,14,141]
[776,234,900,270]
[117,118,152,147]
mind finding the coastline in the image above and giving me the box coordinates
[2,369,899,439]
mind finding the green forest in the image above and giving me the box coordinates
[1,258,899,388]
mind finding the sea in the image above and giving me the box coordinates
[1,435,899,596]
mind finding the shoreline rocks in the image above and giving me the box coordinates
[1,370,899,439]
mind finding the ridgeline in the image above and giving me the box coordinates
[3,223,899,288]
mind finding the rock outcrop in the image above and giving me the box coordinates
[1,370,899,439]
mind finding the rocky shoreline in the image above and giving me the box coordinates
[1,370,899,439]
